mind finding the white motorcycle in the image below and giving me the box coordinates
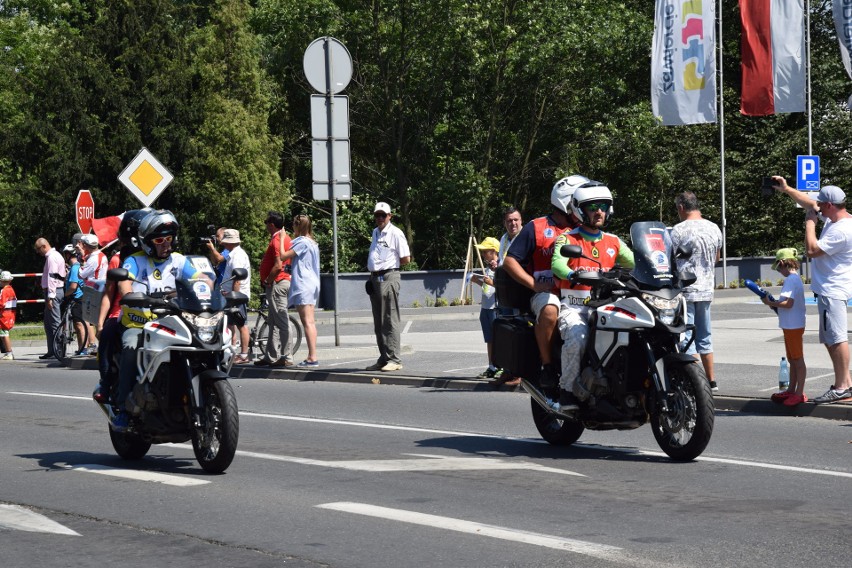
[97,257,247,473]
[494,221,715,461]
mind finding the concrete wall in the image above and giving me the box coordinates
[318,256,790,310]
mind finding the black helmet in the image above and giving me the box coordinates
[138,209,179,258]
[119,208,152,248]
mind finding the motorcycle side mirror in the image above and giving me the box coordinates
[674,245,692,260]
[678,271,697,287]
[107,268,130,282]
[559,244,583,258]
[231,268,248,281]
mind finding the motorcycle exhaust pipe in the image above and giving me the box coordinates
[521,379,578,421]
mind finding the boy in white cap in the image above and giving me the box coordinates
[771,177,852,403]
[0,271,17,360]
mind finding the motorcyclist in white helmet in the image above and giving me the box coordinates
[500,176,585,389]
[551,180,635,409]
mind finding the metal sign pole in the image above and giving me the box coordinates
[324,37,341,346]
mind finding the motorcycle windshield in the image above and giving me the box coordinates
[629,221,675,289]
[174,255,226,312]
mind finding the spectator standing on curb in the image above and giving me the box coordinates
[366,201,411,372]
[0,271,17,360]
[501,176,582,392]
[220,229,252,364]
[76,234,106,354]
[763,248,808,406]
[280,214,321,367]
[670,191,722,392]
[255,211,293,367]
[498,207,523,265]
[772,177,852,403]
[61,244,87,355]
[470,237,501,379]
[35,238,66,360]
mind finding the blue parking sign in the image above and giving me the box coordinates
[797,155,820,191]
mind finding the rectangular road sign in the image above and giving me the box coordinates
[313,182,351,201]
[797,155,820,191]
[311,139,351,201]
[311,95,349,139]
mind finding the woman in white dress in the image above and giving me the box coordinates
[280,214,320,366]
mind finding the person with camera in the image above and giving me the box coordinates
[670,191,722,392]
[203,227,228,286]
[772,176,852,404]
[551,181,634,410]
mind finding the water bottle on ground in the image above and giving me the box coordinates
[778,357,790,391]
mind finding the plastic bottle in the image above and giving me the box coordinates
[778,357,790,391]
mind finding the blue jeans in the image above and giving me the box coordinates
[682,300,712,355]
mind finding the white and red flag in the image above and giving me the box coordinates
[740,0,805,116]
[834,0,852,81]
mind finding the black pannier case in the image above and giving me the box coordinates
[492,317,541,380]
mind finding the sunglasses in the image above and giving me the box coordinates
[151,235,173,245]
[374,212,388,218]
[584,202,609,212]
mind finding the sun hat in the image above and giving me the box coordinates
[374,202,391,215]
[816,185,846,205]
[475,237,501,252]
[0,270,12,282]
[220,229,241,244]
[772,248,798,271]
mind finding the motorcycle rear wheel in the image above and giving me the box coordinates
[109,428,152,460]
[651,361,714,461]
[192,379,239,474]
[530,398,584,446]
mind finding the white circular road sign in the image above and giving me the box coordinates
[303,37,352,94]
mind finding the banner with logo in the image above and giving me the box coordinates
[740,0,806,116]
[651,0,717,125]
[834,0,852,80]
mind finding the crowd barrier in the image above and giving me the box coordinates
[9,272,45,304]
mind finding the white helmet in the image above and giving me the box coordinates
[571,183,614,225]
[551,175,599,214]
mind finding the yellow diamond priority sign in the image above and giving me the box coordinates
[118,148,174,207]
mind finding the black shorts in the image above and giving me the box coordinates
[70,299,84,322]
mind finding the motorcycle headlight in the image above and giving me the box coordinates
[641,292,682,326]
[183,312,223,343]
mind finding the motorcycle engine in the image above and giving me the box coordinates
[573,366,609,401]
[127,383,159,416]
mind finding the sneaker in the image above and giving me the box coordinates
[558,389,580,411]
[709,381,719,392]
[253,358,273,367]
[783,393,808,407]
[381,361,403,372]
[86,345,98,356]
[38,353,55,360]
[297,360,320,367]
[269,358,294,368]
[92,386,110,404]
[538,365,559,389]
[771,390,793,403]
[812,386,852,404]
[478,367,498,379]
[366,361,385,371]
[110,411,130,431]
[0,352,14,361]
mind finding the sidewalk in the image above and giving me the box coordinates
[8,286,852,421]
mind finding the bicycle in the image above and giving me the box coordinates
[245,293,303,361]
[54,297,88,360]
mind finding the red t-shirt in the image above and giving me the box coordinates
[106,253,123,319]
[259,230,292,283]
[1,285,17,330]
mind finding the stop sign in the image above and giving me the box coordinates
[76,190,95,234]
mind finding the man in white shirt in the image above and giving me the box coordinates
[366,201,411,372]
[220,229,252,363]
[773,177,852,403]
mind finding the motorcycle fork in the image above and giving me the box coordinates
[645,340,671,413]
[175,355,203,428]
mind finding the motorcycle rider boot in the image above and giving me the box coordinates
[110,411,130,432]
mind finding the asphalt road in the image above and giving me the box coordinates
[1,359,850,567]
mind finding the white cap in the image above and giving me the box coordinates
[80,234,99,248]
[0,270,12,282]
[374,202,391,215]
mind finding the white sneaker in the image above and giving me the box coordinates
[365,362,384,371]
[812,386,852,404]
[380,361,403,372]
[0,353,13,360]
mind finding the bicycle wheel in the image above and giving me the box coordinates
[287,314,303,356]
[53,312,69,359]
[250,320,269,359]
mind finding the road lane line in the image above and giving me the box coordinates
[316,501,624,560]
[64,464,210,486]
[0,504,80,535]
[402,320,412,334]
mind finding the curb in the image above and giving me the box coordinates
[59,356,852,421]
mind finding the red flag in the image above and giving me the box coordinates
[740,0,805,116]
[91,214,124,247]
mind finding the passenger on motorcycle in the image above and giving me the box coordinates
[502,176,584,388]
[551,182,634,409]
[112,210,202,430]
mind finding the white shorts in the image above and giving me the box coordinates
[530,292,560,322]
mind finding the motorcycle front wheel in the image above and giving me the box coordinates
[109,428,152,460]
[192,379,239,474]
[530,398,584,446]
[651,361,714,461]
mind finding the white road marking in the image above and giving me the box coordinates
[443,365,485,373]
[0,504,81,535]
[402,320,413,334]
[165,444,584,476]
[757,371,834,392]
[11,391,852,479]
[320,358,376,368]
[316,502,623,560]
[64,464,210,486]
